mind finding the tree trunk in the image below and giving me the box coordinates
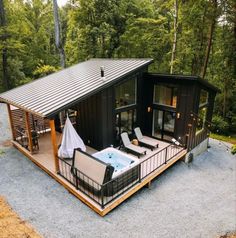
[0,0,9,90]
[170,0,178,74]
[52,0,66,68]
[200,0,217,79]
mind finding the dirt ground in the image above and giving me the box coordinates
[0,196,41,238]
[220,234,236,238]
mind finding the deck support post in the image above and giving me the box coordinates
[6,104,16,140]
[146,181,152,189]
[49,119,59,173]
[25,111,34,154]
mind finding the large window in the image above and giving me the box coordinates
[199,89,208,107]
[115,77,137,145]
[115,78,137,109]
[196,90,209,133]
[196,107,207,133]
[153,85,177,107]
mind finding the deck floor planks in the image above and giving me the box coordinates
[11,133,187,216]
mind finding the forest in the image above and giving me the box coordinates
[0,0,235,138]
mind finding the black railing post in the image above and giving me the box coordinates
[138,164,141,183]
[101,185,104,209]
[164,147,168,164]
[75,169,79,190]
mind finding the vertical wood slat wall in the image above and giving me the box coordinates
[10,107,50,138]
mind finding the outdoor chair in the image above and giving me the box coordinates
[31,130,39,150]
[134,127,159,150]
[120,132,146,158]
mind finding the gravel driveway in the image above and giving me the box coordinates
[0,103,235,238]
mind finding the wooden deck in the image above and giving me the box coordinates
[12,132,187,216]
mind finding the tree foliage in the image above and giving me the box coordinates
[0,0,235,134]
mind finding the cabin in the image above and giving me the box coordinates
[0,59,219,216]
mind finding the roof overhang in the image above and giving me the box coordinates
[144,73,220,93]
[0,58,153,118]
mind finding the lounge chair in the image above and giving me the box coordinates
[134,127,159,150]
[120,132,146,158]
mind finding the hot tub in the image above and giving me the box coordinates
[93,147,140,179]
[71,147,140,197]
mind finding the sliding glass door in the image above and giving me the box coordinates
[152,84,177,141]
[152,109,176,141]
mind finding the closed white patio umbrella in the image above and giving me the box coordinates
[58,116,86,158]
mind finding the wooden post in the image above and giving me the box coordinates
[25,111,33,154]
[49,119,59,173]
[6,104,16,140]
[146,181,152,189]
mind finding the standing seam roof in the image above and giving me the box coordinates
[0,58,153,118]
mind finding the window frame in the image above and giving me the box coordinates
[115,77,137,110]
[153,84,178,108]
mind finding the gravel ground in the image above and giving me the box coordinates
[0,103,235,238]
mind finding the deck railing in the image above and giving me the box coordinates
[58,144,185,209]
[140,144,184,179]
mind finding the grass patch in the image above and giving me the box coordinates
[210,133,236,144]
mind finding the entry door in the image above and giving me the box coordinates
[152,109,176,141]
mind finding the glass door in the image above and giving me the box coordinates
[115,109,136,145]
[152,109,176,141]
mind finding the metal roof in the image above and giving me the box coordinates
[0,58,153,118]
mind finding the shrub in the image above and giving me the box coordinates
[231,116,236,133]
[211,115,229,135]
[231,145,236,155]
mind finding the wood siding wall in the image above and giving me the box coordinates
[142,74,216,145]
[74,69,148,150]
[76,93,103,150]
[11,108,49,138]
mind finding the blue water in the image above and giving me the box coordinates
[93,151,133,171]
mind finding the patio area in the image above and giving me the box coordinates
[12,131,186,216]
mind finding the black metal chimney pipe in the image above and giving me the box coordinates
[100,66,105,78]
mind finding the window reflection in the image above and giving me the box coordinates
[115,109,136,141]
[153,85,177,107]
[196,107,207,133]
[164,111,175,132]
[199,90,208,106]
[152,110,163,139]
[115,78,136,108]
